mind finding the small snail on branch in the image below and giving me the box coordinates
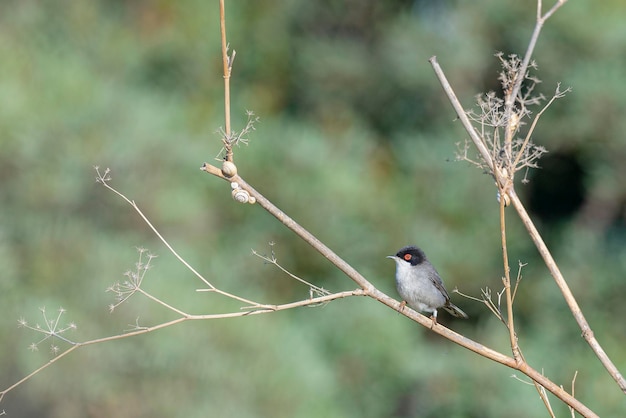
[221,161,238,177]
[231,182,256,204]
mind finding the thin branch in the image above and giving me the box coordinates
[483,287,505,324]
[508,188,626,393]
[511,83,569,172]
[219,0,233,161]
[504,0,569,144]
[429,57,500,182]
[499,186,520,362]
[1,289,366,400]
[570,371,579,418]
[252,246,331,298]
[500,194,555,412]
[135,287,190,317]
[227,172,377,294]
[511,261,526,303]
[95,168,213,290]
[96,167,280,312]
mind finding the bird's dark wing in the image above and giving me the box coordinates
[427,266,451,301]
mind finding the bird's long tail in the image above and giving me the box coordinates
[443,303,468,319]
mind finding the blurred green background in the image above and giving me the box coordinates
[1,0,625,417]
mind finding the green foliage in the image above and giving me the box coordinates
[1,0,625,416]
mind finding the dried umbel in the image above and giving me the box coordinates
[458,54,569,185]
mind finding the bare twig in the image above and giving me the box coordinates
[252,244,331,298]
[1,288,367,401]
[498,186,520,362]
[95,167,270,309]
[569,371,579,418]
[509,188,626,393]
[500,184,556,412]
[216,110,259,161]
[511,261,526,303]
[95,168,213,290]
[430,58,497,176]
[503,0,569,145]
[457,287,505,324]
[220,0,234,162]
[511,83,569,173]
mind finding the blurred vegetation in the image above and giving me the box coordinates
[1,0,625,417]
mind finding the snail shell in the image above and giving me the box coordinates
[232,188,250,203]
[496,190,511,207]
[502,193,511,207]
[222,161,238,177]
[230,182,255,204]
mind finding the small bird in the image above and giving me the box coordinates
[387,245,468,324]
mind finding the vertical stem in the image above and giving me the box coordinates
[501,187,554,414]
[219,0,233,161]
[499,187,519,361]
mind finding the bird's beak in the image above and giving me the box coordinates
[386,255,395,260]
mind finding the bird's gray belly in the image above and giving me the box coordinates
[396,279,446,313]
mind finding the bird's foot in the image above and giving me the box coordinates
[429,311,438,328]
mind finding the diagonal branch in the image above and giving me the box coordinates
[509,188,626,393]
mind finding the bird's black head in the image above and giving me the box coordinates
[395,246,427,266]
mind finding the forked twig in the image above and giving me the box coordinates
[95,166,268,309]
[252,245,331,298]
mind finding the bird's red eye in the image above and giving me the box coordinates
[403,254,412,261]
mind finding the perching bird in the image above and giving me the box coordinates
[387,245,468,324]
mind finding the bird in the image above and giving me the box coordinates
[387,245,468,324]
